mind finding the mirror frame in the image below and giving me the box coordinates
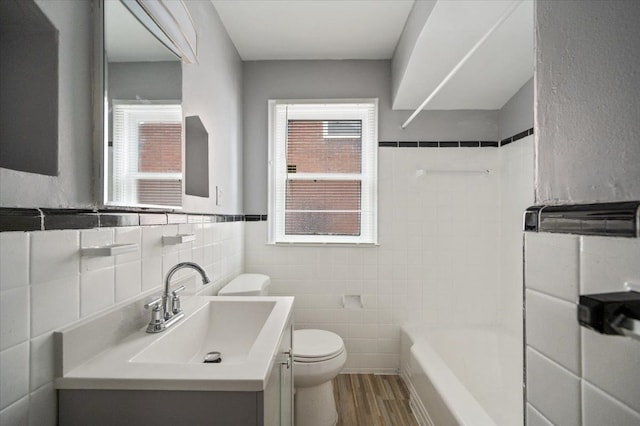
[94,0,187,211]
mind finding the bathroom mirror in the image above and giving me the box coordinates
[103,0,183,208]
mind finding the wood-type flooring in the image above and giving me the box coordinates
[332,374,419,426]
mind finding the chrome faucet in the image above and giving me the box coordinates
[144,262,211,333]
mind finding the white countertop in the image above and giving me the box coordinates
[55,296,294,392]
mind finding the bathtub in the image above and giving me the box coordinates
[400,324,523,426]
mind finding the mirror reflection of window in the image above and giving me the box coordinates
[112,102,182,207]
[104,0,182,208]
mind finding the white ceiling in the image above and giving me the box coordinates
[211,0,415,60]
[211,0,533,111]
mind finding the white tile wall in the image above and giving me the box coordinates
[0,286,29,351]
[0,220,244,423]
[0,232,29,291]
[526,403,553,426]
[30,230,79,285]
[80,267,115,317]
[582,380,640,426]
[29,333,55,391]
[525,232,640,424]
[580,236,640,295]
[526,289,581,375]
[582,325,640,413]
[0,396,29,426]
[525,232,580,302]
[526,347,581,426]
[30,276,79,337]
[115,261,142,302]
[0,342,30,410]
[27,384,56,426]
[246,143,533,373]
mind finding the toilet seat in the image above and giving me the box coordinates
[294,329,345,363]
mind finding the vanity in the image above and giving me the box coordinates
[55,296,294,426]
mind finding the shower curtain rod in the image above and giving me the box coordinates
[401,0,523,129]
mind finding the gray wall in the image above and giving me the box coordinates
[108,61,181,101]
[182,0,243,214]
[0,0,93,208]
[535,0,640,203]
[499,77,533,140]
[242,59,499,213]
[0,0,244,214]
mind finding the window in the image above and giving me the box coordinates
[268,100,378,244]
[111,102,182,207]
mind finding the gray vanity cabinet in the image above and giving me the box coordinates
[58,315,294,426]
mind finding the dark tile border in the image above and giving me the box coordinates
[419,141,438,148]
[0,208,43,232]
[399,141,418,148]
[380,127,534,149]
[0,208,258,232]
[524,202,640,238]
[460,141,480,148]
[378,141,398,147]
[439,141,459,148]
[41,209,99,230]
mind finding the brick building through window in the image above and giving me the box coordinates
[286,120,362,236]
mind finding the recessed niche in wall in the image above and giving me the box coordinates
[185,115,209,197]
[0,0,59,176]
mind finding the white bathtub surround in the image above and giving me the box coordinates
[524,233,640,424]
[245,137,534,376]
[0,221,243,422]
[400,324,522,426]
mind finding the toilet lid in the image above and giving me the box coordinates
[294,329,344,361]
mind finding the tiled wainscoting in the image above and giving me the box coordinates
[0,220,243,424]
[525,232,640,425]
[245,136,534,373]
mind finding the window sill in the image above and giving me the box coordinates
[265,242,379,247]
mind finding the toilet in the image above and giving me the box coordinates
[219,274,347,426]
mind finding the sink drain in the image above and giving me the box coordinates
[203,351,222,363]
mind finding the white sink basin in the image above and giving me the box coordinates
[131,300,276,365]
[55,296,294,392]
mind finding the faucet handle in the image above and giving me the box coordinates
[171,285,186,315]
[144,297,166,333]
[144,297,163,310]
[172,285,186,297]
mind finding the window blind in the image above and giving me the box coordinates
[270,101,378,244]
[112,102,182,207]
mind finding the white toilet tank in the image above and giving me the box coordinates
[218,273,271,296]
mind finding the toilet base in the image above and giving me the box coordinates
[295,381,338,426]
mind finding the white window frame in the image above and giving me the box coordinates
[110,100,182,208]
[268,99,378,245]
